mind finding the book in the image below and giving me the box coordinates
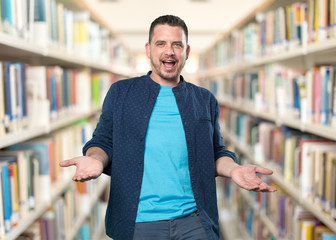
[301,220,315,240]
[8,160,19,227]
[298,75,307,121]
[331,157,336,218]
[0,151,30,218]
[53,198,65,239]
[31,0,48,47]
[78,222,90,240]
[300,141,334,201]
[305,69,314,124]
[25,65,49,127]
[0,161,11,233]
[0,62,5,136]
[321,66,331,125]
[330,65,336,126]
[9,140,52,206]
[315,225,333,240]
[313,67,322,124]
[42,209,56,240]
[308,0,316,43]
[283,133,299,183]
[310,144,336,208]
[73,11,90,60]
[0,166,5,238]
[322,234,336,240]
[76,69,91,113]
[4,62,17,133]
[324,151,336,213]
[15,63,28,129]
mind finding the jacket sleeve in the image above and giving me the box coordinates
[212,98,238,163]
[82,82,119,175]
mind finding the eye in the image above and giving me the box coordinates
[173,43,183,48]
[156,41,165,47]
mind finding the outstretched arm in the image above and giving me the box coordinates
[59,147,109,182]
[215,156,277,192]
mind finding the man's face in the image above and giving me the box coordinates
[146,24,190,84]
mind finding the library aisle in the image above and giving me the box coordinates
[0,0,134,239]
[198,0,336,239]
[1,0,336,239]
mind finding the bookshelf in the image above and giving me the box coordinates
[3,175,73,240]
[221,128,336,234]
[0,0,135,239]
[67,175,109,240]
[216,177,252,240]
[198,0,336,239]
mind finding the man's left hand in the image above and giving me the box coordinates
[230,165,277,192]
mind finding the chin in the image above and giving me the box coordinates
[161,73,179,81]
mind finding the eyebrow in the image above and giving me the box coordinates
[172,41,184,45]
[154,40,184,45]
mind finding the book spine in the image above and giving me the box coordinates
[2,163,11,233]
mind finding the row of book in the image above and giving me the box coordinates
[16,182,108,240]
[220,175,336,240]
[200,0,336,69]
[0,119,97,237]
[0,0,132,66]
[0,61,119,136]
[219,107,336,218]
[203,64,336,127]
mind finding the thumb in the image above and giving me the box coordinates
[59,158,77,167]
[255,166,273,175]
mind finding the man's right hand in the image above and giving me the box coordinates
[59,156,104,182]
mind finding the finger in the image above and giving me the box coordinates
[59,159,77,167]
[258,182,277,192]
[244,183,261,191]
[72,175,88,182]
[256,182,269,192]
[249,182,265,191]
[266,185,277,192]
[248,181,277,192]
[255,166,273,175]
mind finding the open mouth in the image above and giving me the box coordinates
[162,59,177,71]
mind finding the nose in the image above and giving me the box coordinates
[165,46,174,55]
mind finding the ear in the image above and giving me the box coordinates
[145,42,151,59]
[186,44,191,60]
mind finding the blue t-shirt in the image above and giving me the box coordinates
[136,85,197,222]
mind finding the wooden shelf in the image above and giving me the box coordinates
[0,108,101,149]
[49,107,101,132]
[0,127,48,149]
[219,99,336,141]
[197,39,336,79]
[0,32,136,77]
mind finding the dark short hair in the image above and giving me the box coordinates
[149,15,188,43]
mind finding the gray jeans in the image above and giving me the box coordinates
[133,211,209,240]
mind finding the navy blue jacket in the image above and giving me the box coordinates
[83,72,238,240]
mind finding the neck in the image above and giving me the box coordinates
[149,72,181,87]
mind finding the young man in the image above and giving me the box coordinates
[60,15,276,240]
